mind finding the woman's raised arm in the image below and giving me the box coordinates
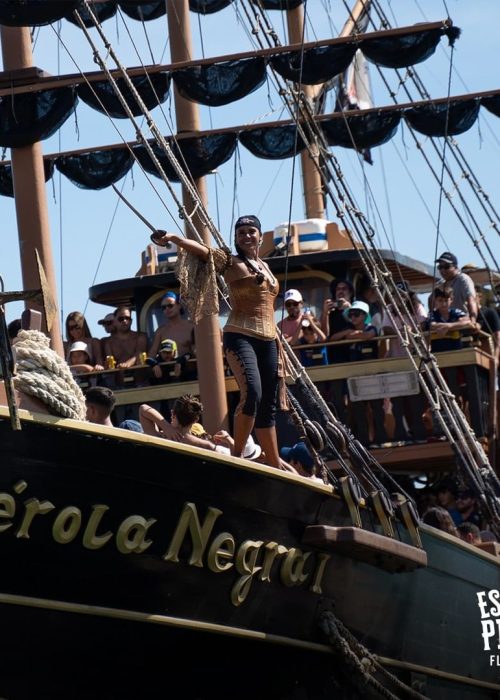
[151,231,209,261]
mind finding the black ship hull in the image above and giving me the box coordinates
[0,409,498,699]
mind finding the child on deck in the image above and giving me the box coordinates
[149,338,197,382]
[148,338,179,380]
[335,301,389,448]
[293,318,328,367]
[68,341,94,375]
[424,287,470,399]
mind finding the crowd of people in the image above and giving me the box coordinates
[420,477,498,552]
[5,214,499,482]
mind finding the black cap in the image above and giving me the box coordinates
[235,215,261,232]
[395,280,411,294]
[436,252,458,266]
[456,488,475,499]
[437,478,458,496]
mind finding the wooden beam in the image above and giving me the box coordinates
[0,20,453,96]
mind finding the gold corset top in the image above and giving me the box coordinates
[224,274,279,340]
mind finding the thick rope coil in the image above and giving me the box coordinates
[320,611,430,700]
[13,330,86,421]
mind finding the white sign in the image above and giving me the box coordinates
[347,371,420,402]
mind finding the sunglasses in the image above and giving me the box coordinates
[161,304,176,309]
[437,263,451,270]
[285,301,299,307]
[348,310,364,318]
[117,316,131,322]
[68,324,81,331]
[103,321,114,326]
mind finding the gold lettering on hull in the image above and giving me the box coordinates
[52,506,82,544]
[163,502,222,566]
[0,486,331,607]
[207,533,235,573]
[82,505,113,550]
[116,515,156,554]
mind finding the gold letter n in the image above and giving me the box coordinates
[163,502,222,568]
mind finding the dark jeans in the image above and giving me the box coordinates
[350,399,388,446]
[223,332,278,428]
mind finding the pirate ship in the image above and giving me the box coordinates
[0,1,499,698]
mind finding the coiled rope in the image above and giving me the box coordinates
[13,330,86,421]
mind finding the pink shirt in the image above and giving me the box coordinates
[278,316,302,339]
[381,303,426,357]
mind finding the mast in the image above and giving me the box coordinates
[166,0,228,434]
[286,6,325,221]
[0,26,63,356]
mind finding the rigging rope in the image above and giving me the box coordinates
[236,1,500,533]
[368,0,500,266]
[74,0,499,532]
[74,2,231,301]
[74,0,405,513]
[320,611,430,700]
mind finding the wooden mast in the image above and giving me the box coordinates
[166,0,228,434]
[0,26,63,356]
[286,5,325,221]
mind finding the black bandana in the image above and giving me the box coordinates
[234,215,261,232]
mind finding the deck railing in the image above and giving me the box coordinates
[73,332,497,447]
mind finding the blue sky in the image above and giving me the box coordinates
[1,0,499,337]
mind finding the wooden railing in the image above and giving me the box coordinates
[73,334,497,441]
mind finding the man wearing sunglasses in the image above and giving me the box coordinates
[149,291,195,361]
[435,251,478,326]
[278,289,321,343]
[103,306,147,370]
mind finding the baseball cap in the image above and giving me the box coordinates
[395,280,411,294]
[437,478,458,496]
[456,488,475,499]
[436,252,458,266]
[69,341,90,355]
[159,339,177,356]
[162,291,179,304]
[280,441,314,469]
[343,300,371,321]
[284,289,303,303]
[97,313,115,326]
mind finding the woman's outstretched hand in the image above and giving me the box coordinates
[150,230,173,247]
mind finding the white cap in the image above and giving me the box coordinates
[69,341,89,354]
[284,289,303,303]
[243,435,262,461]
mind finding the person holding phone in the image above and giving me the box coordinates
[320,279,355,423]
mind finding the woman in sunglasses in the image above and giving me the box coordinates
[337,300,389,448]
[64,311,104,371]
[151,216,292,472]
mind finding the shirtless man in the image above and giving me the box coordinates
[103,306,147,368]
[149,292,195,359]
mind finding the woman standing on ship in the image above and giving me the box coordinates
[151,215,288,471]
